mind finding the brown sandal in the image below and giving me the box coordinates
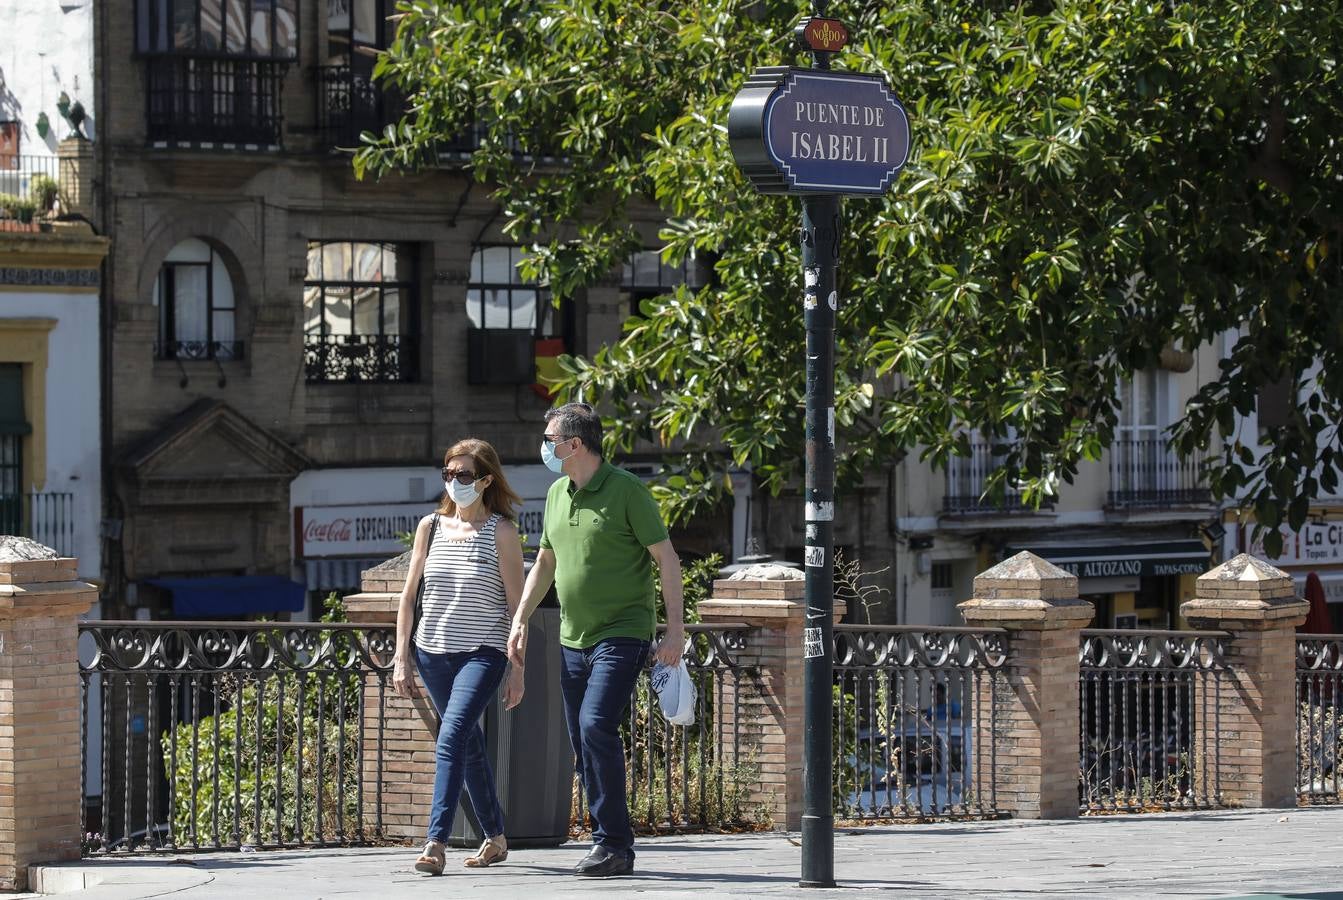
[415,840,446,875]
[463,835,508,868]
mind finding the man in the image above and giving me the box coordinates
[507,402,685,878]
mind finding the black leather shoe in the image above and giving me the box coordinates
[574,845,634,877]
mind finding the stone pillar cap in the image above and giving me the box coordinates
[726,563,804,581]
[1181,552,1308,623]
[959,551,1093,628]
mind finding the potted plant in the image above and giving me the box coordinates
[30,174,59,214]
[0,194,17,219]
[14,198,37,224]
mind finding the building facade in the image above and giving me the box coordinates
[92,0,731,618]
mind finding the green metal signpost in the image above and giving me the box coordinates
[728,2,910,888]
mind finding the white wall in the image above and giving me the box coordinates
[0,0,96,154]
[2,291,101,579]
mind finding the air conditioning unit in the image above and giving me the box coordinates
[467,328,534,385]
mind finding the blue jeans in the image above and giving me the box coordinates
[415,646,508,843]
[560,637,650,855]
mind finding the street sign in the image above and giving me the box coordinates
[729,66,910,196]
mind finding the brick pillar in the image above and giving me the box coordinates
[1181,553,1307,808]
[958,552,1093,819]
[697,564,844,831]
[0,543,97,891]
[342,555,438,842]
[57,138,95,222]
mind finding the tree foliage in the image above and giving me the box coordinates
[356,2,1343,553]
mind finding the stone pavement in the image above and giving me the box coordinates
[18,807,1343,899]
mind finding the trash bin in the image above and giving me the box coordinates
[448,604,573,848]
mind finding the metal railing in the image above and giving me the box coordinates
[943,442,1036,514]
[316,64,390,149]
[304,334,417,383]
[1079,629,1228,813]
[832,625,1008,819]
[145,56,286,147]
[0,153,63,225]
[1107,438,1211,509]
[154,340,246,362]
[0,490,76,557]
[577,624,757,833]
[1297,635,1343,804]
[79,621,394,854]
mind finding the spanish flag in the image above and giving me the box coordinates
[532,337,566,401]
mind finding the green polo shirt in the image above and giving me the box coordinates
[539,461,670,649]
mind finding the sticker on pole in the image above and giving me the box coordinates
[804,545,825,567]
[803,626,824,659]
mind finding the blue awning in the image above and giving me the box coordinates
[147,576,307,617]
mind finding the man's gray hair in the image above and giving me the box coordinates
[545,402,603,458]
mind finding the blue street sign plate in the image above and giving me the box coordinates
[729,67,910,197]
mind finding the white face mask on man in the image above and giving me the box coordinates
[446,478,482,508]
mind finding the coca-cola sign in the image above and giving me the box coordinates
[298,503,429,557]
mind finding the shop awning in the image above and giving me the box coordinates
[147,576,306,617]
[1292,571,1343,605]
[1005,540,1210,579]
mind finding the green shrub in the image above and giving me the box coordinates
[163,594,366,847]
[30,173,59,212]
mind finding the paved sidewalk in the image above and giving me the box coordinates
[20,807,1343,899]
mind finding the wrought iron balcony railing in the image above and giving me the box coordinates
[0,490,76,557]
[154,340,246,362]
[1107,438,1211,509]
[145,56,286,148]
[304,333,417,383]
[316,64,388,149]
[943,441,1037,515]
[0,153,64,228]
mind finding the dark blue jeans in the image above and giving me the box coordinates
[560,637,650,855]
[415,645,508,843]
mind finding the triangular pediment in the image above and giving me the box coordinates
[121,399,311,483]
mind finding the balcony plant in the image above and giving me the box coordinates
[30,174,59,214]
[12,198,37,224]
[0,193,17,219]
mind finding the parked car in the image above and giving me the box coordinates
[842,717,970,815]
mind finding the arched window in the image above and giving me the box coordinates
[154,238,240,361]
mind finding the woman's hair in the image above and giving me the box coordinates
[435,438,522,520]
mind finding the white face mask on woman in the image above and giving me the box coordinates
[446,478,482,508]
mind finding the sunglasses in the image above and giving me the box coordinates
[441,467,480,485]
[542,433,573,445]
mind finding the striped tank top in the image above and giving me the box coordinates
[413,513,511,655]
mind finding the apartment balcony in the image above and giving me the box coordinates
[0,490,76,557]
[316,64,388,150]
[0,154,65,232]
[1107,438,1211,510]
[943,442,1046,515]
[145,56,286,149]
[304,333,417,383]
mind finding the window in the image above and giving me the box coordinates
[930,561,953,591]
[136,0,298,58]
[318,0,397,147]
[465,246,570,385]
[623,249,705,317]
[154,238,241,361]
[1110,369,1204,507]
[304,240,418,382]
[137,0,295,146]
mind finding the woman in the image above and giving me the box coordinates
[393,438,526,875]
